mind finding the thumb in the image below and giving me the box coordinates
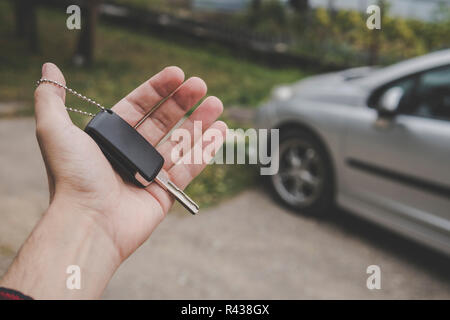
[34,63,72,133]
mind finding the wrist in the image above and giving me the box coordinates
[0,197,122,299]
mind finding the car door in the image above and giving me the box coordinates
[341,65,450,239]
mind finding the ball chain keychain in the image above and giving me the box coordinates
[36,78,199,215]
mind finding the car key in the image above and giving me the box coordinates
[85,109,199,214]
[36,78,200,215]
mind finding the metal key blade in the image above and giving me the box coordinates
[155,172,199,215]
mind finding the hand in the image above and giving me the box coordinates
[0,63,226,299]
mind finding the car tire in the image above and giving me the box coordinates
[265,128,334,215]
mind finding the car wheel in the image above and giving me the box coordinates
[268,128,334,215]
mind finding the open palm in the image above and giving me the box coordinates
[34,63,226,261]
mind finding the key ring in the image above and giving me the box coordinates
[36,78,173,129]
[36,78,106,117]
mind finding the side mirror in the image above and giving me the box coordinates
[378,86,404,116]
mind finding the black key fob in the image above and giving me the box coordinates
[84,110,164,187]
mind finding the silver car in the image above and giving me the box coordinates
[256,49,450,255]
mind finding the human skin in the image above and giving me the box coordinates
[0,63,227,299]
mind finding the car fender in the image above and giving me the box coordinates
[269,99,351,194]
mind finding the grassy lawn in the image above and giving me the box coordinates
[0,1,305,207]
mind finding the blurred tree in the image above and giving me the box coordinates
[13,0,39,53]
[327,0,336,20]
[289,0,309,11]
[249,0,262,27]
[73,0,102,66]
[247,0,288,34]
[291,0,310,38]
[252,0,262,11]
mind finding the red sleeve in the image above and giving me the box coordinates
[0,287,33,300]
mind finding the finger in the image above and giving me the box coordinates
[130,76,207,146]
[157,96,223,170]
[34,63,72,133]
[34,63,71,200]
[111,66,184,133]
[145,121,227,213]
[170,120,227,188]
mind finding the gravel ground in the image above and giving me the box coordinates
[1,118,449,299]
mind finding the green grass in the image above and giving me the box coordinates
[0,1,304,110]
[0,1,305,206]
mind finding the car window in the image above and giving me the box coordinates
[410,66,450,121]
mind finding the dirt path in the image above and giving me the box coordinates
[1,118,449,299]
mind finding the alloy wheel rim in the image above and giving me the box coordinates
[271,139,325,208]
